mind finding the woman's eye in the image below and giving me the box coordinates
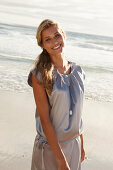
[55,34,60,38]
[45,38,50,42]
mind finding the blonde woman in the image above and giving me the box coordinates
[28,19,85,170]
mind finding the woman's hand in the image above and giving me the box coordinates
[58,159,70,170]
[81,147,85,162]
[80,134,85,162]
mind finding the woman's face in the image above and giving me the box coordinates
[41,25,65,56]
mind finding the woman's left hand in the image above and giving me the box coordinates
[81,147,85,162]
[80,134,85,162]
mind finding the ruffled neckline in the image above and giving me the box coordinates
[52,61,84,104]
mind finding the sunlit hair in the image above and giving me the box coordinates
[33,19,65,95]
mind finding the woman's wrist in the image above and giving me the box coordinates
[56,152,67,166]
[57,155,70,170]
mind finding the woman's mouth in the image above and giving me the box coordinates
[52,44,61,50]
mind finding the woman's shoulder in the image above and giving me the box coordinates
[27,66,42,87]
[69,61,84,71]
[70,61,85,80]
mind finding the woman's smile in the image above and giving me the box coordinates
[52,44,61,50]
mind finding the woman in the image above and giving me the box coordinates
[28,19,85,170]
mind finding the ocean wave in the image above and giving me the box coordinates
[82,65,113,74]
[0,23,36,36]
[66,31,113,52]
[0,53,34,63]
[0,52,113,74]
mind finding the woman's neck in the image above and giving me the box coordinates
[50,53,71,74]
[51,53,68,69]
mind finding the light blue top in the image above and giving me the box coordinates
[28,61,85,143]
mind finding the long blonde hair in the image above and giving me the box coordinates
[34,19,65,95]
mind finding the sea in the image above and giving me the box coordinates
[0,0,113,102]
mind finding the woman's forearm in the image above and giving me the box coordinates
[41,118,66,163]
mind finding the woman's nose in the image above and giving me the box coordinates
[52,38,59,45]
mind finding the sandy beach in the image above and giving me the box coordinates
[0,90,36,170]
[0,89,113,170]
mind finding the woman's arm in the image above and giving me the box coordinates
[80,134,85,162]
[32,74,70,170]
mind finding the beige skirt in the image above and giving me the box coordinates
[31,135,81,170]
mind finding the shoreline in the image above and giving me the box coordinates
[0,89,113,170]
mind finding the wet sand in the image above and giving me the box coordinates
[0,89,113,170]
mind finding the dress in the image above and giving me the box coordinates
[27,61,85,170]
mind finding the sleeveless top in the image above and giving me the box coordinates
[28,61,85,143]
